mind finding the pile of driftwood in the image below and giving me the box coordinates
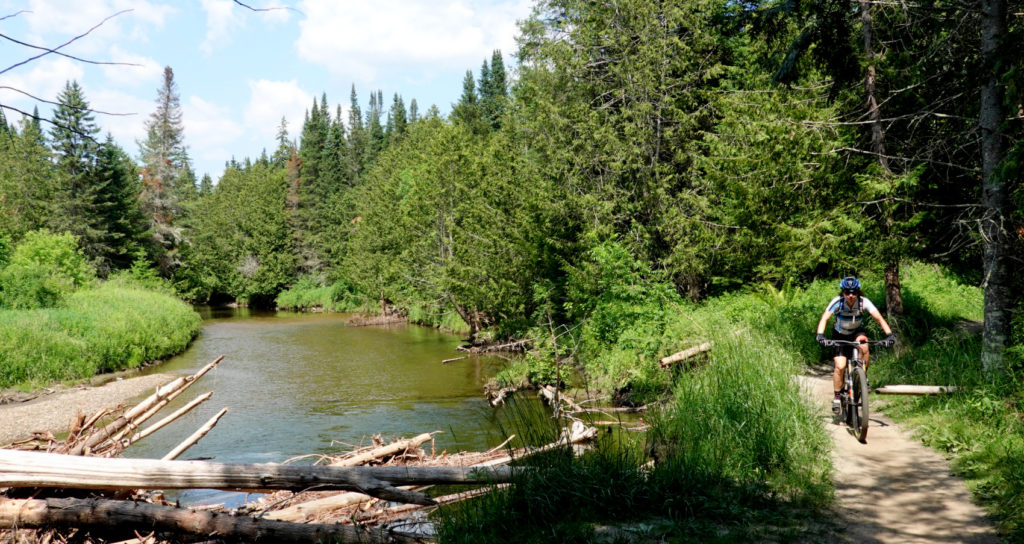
[0,356,598,544]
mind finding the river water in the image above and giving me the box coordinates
[128,307,511,505]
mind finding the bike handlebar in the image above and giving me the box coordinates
[826,339,892,348]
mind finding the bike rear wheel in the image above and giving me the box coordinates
[852,366,870,443]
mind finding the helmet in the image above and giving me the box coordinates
[839,276,861,292]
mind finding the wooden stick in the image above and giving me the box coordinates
[659,342,712,368]
[0,449,514,505]
[875,384,959,395]
[441,356,467,364]
[71,356,224,455]
[162,407,229,460]
[0,497,400,544]
[331,432,434,467]
[128,391,214,445]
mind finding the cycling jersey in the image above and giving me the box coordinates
[825,295,878,335]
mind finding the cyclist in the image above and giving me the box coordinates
[816,276,896,414]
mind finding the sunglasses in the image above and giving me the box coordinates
[843,290,857,295]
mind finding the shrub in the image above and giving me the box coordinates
[0,230,95,309]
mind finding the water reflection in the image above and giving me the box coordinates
[129,308,512,505]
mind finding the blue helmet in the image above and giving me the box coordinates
[839,276,861,292]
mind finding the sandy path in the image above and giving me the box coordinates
[0,373,178,446]
[800,370,998,544]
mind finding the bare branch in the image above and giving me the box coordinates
[0,9,134,77]
[0,87,135,117]
[0,32,142,69]
[0,10,30,22]
[232,0,303,15]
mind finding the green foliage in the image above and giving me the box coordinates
[0,230,96,309]
[0,281,200,389]
[275,276,368,312]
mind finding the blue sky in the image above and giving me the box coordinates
[0,0,533,181]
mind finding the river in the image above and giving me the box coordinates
[129,307,511,505]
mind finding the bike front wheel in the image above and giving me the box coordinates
[852,366,870,443]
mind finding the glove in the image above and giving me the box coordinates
[816,333,827,346]
[883,333,896,347]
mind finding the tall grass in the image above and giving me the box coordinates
[439,292,833,541]
[0,279,201,390]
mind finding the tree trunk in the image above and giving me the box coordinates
[861,0,904,318]
[980,0,1011,379]
[884,262,903,317]
[0,449,514,506]
[0,497,402,544]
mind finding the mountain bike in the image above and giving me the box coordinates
[829,339,887,443]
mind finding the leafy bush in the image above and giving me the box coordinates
[0,230,95,309]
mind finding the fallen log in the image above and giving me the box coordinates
[875,384,959,395]
[0,497,403,544]
[331,432,434,467]
[0,449,513,505]
[659,342,712,368]
[127,391,214,445]
[162,406,229,460]
[70,355,224,455]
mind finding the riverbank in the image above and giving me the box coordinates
[0,372,177,446]
[0,280,201,391]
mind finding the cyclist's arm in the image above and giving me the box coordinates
[869,308,893,335]
[816,308,833,335]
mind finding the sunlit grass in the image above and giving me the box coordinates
[0,281,201,390]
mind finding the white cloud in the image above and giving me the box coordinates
[88,88,152,146]
[0,56,84,113]
[183,95,244,177]
[100,46,163,88]
[19,0,174,55]
[200,0,293,54]
[244,79,312,146]
[295,0,531,84]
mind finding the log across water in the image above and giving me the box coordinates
[0,449,515,506]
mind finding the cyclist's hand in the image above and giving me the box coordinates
[816,333,827,346]
[883,333,896,347]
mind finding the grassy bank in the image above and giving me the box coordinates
[0,278,202,390]
[439,262,1023,541]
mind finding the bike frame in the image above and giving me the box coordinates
[830,339,886,443]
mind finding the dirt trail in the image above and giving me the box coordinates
[800,369,999,544]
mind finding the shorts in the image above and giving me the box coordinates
[832,330,867,359]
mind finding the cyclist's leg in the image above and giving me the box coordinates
[833,354,848,393]
[856,332,870,367]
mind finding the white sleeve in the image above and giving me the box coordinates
[861,297,878,313]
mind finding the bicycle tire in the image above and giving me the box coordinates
[852,366,870,443]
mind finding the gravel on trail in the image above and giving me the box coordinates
[0,373,177,446]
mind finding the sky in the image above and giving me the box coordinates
[0,0,534,181]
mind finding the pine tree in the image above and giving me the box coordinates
[451,70,483,132]
[346,85,367,181]
[48,80,104,260]
[409,99,419,124]
[139,67,193,275]
[272,117,292,166]
[389,93,408,140]
[481,50,509,128]
[198,173,213,196]
[366,90,386,163]
[92,136,150,275]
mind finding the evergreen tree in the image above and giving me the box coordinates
[139,67,193,275]
[48,80,104,260]
[389,93,408,140]
[272,117,292,166]
[198,173,213,196]
[451,70,483,131]
[366,90,386,162]
[409,99,419,124]
[92,136,150,275]
[346,85,367,181]
[481,50,509,129]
